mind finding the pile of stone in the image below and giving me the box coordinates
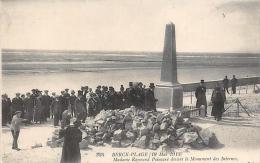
[47,107,220,150]
[83,108,219,150]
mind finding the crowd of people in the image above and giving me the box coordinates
[195,75,238,121]
[2,82,157,127]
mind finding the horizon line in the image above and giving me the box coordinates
[1,48,260,55]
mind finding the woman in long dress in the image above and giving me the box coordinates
[211,84,226,121]
[60,120,82,163]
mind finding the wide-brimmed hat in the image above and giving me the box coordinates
[71,90,75,94]
[97,85,101,88]
[149,83,155,88]
[73,120,82,127]
[15,111,22,114]
[65,88,69,91]
[78,90,83,95]
[16,93,21,96]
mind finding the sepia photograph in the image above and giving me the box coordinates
[1,0,260,163]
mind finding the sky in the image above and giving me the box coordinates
[1,0,260,53]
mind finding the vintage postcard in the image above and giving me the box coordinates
[1,0,260,163]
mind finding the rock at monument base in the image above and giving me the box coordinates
[160,122,169,131]
[208,133,220,148]
[199,128,213,146]
[139,127,149,137]
[190,139,205,149]
[111,140,121,148]
[97,141,104,146]
[79,139,89,149]
[125,131,135,141]
[176,127,186,137]
[153,123,160,133]
[176,139,184,148]
[148,139,160,150]
[183,132,198,144]
[121,139,132,148]
[113,129,123,141]
[133,136,147,149]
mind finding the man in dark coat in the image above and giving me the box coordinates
[23,93,34,123]
[211,83,226,121]
[41,90,52,121]
[75,93,87,123]
[2,94,12,126]
[222,76,230,94]
[59,120,82,163]
[92,92,102,116]
[11,93,24,118]
[51,96,62,126]
[101,86,109,110]
[59,91,67,119]
[50,92,56,119]
[95,85,102,95]
[144,83,157,111]
[136,82,145,109]
[70,90,77,117]
[116,85,127,110]
[126,82,137,107]
[231,75,238,94]
[195,80,207,116]
[107,86,116,110]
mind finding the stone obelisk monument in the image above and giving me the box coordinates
[155,22,183,111]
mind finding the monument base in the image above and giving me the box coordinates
[155,82,183,111]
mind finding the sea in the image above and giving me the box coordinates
[2,49,260,96]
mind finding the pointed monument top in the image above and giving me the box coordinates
[160,23,178,84]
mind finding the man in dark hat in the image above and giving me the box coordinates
[64,88,71,110]
[95,85,102,95]
[51,95,62,127]
[50,92,56,119]
[11,93,24,118]
[195,80,207,116]
[70,90,77,117]
[136,82,145,109]
[231,75,238,94]
[59,91,67,120]
[101,86,109,110]
[116,85,126,110]
[2,94,12,126]
[41,90,52,121]
[144,83,157,111]
[107,86,116,110]
[222,76,230,94]
[126,82,137,107]
[23,92,34,124]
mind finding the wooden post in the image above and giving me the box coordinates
[190,91,193,104]
[239,85,241,94]
[236,99,240,117]
[246,84,248,94]
[253,84,256,93]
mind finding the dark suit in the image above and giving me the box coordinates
[195,85,207,115]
